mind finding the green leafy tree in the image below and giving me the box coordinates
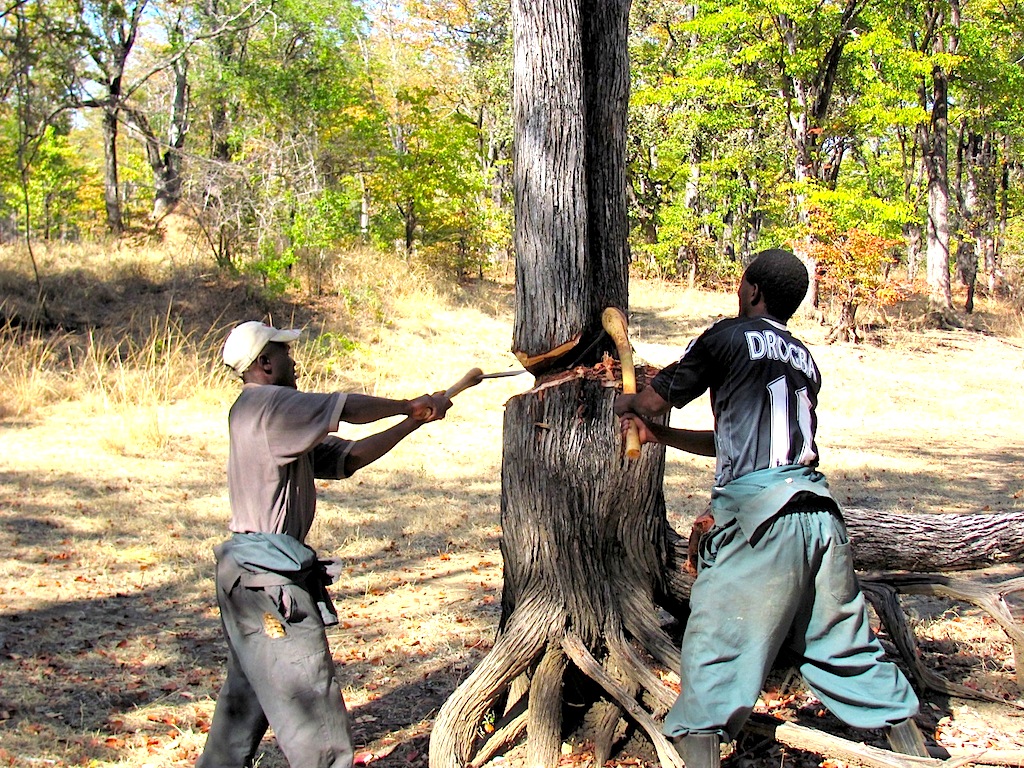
[0,0,87,308]
[184,0,378,281]
[357,1,507,274]
[0,124,92,240]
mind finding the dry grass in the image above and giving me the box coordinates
[1,238,1023,768]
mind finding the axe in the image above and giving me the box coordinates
[601,307,642,459]
[445,367,525,399]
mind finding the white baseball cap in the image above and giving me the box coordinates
[222,321,302,378]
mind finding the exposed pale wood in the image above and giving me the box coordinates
[513,336,580,373]
[927,747,1024,766]
[747,714,1024,768]
[601,306,641,457]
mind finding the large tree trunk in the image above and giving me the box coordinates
[432,3,1022,766]
[508,0,588,368]
[431,2,691,767]
[429,377,678,768]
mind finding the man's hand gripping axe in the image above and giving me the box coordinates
[601,307,641,460]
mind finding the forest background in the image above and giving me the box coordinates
[3,0,1024,324]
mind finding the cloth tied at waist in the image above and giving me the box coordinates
[214,532,344,626]
[710,464,841,544]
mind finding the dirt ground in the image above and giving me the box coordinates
[1,268,1023,768]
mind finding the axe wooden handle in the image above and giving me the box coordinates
[601,307,641,459]
[445,368,485,399]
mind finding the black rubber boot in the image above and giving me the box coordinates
[886,718,930,757]
[672,733,721,768]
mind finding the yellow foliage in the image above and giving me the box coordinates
[809,212,902,308]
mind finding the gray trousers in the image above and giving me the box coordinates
[665,507,919,741]
[196,561,354,768]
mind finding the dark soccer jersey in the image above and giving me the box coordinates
[651,315,821,487]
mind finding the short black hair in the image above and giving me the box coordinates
[743,249,809,321]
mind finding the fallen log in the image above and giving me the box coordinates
[842,509,1024,572]
[662,509,1024,602]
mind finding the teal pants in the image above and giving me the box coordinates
[665,507,919,741]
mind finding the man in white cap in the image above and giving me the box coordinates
[197,321,451,768]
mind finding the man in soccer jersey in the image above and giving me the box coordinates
[615,249,929,768]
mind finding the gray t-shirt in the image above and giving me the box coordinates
[226,384,351,541]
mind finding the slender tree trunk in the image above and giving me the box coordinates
[359,173,370,241]
[955,129,980,314]
[924,61,952,312]
[126,59,188,221]
[102,107,124,235]
[155,54,189,219]
[403,200,416,255]
[904,222,922,281]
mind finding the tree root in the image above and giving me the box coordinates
[434,525,1023,767]
[744,714,938,768]
[428,604,551,768]
[861,573,1024,703]
[877,573,1024,681]
[526,643,566,767]
[587,639,636,768]
[620,583,683,673]
[608,630,677,714]
[562,633,684,768]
